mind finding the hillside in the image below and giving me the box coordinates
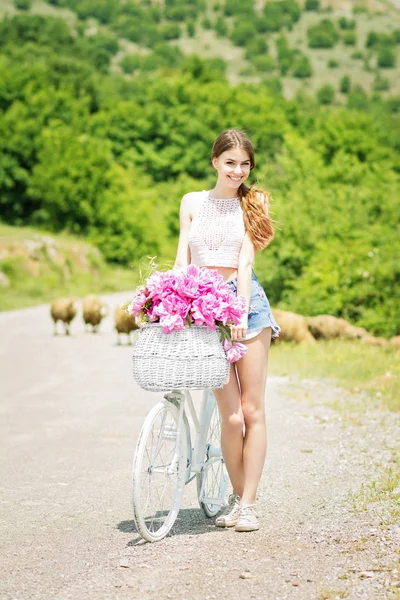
[0,224,136,311]
[0,4,399,338]
[0,0,399,98]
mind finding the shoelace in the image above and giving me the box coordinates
[239,505,257,518]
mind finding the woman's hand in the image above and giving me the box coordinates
[230,316,248,342]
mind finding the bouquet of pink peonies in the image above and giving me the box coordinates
[127,265,247,364]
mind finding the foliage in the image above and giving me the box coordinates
[340,75,351,94]
[14,0,32,9]
[0,13,399,338]
[342,30,357,46]
[304,0,320,11]
[317,84,335,104]
[307,19,339,48]
[377,46,396,69]
[338,17,356,30]
[262,0,301,32]
[293,55,312,78]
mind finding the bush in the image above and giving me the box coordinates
[14,0,32,9]
[377,46,396,68]
[347,85,368,110]
[293,55,312,77]
[305,0,320,10]
[307,19,339,49]
[202,17,212,29]
[342,30,356,46]
[244,36,268,59]
[373,72,390,91]
[328,59,339,68]
[366,31,395,49]
[338,17,356,30]
[317,84,335,104]
[120,54,142,74]
[224,0,253,17]
[159,23,181,41]
[276,34,294,75]
[340,75,351,93]
[251,55,276,73]
[351,50,363,60]
[214,16,228,37]
[231,20,257,46]
[262,0,301,32]
[187,19,196,37]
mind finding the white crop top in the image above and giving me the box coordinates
[188,190,245,268]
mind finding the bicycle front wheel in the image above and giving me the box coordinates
[197,390,229,518]
[132,399,188,542]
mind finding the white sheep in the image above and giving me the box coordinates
[272,308,315,344]
[82,294,108,333]
[114,306,138,345]
[50,298,77,335]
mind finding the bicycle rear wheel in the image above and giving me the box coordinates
[132,399,188,542]
[196,390,229,518]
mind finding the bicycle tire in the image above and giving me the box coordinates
[132,399,188,542]
[196,390,229,518]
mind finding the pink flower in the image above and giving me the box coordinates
[191,293,222,329]
[125,265,248,340]
[127,290,148,316]
[223,338,248,363]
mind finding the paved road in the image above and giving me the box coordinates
[0,296,398,599]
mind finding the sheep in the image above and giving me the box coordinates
[272,308,315,344]
[50,298,77,335]
[306,315,367,341]
[82,294,108,333]
[114,306,138,345]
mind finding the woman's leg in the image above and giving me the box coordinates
[235,327,272,505]
[213,364,245,497]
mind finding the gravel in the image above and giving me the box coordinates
[0,295,399,600]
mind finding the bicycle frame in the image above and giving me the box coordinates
[163,388,222,484]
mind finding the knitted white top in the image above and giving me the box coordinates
[188,190,245,268]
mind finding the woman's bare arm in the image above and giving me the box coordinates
[174,194,192,270]
[232,233,256,342]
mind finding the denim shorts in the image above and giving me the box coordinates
[226,271,281,341]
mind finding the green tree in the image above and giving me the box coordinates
[317,84,335,105]
[342,30,356,45]
[307,19,339,48]
[292,55,312,77]
[340,75,351,94]
[14,0,32,9]
[305,0,320,10]
[377,46,396,68]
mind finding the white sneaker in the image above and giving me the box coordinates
[235,504,259,532]
[215,493,241,528]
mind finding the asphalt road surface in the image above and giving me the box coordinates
[1,295,398,600]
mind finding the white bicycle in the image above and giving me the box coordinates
[132,388,229,542]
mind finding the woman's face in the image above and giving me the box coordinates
[212,147,251,190]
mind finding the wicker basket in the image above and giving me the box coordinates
[132,324,230,391]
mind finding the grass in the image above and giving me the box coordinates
[0,223,138,311]
[269,339,400,411]
[349,448,400,524]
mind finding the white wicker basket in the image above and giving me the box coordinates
[132,324,230,391]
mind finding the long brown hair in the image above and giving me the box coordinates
[211,129,274,251]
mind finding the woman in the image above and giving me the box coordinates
[174,129,280,532]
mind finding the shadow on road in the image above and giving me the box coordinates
[118,507,223,545]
